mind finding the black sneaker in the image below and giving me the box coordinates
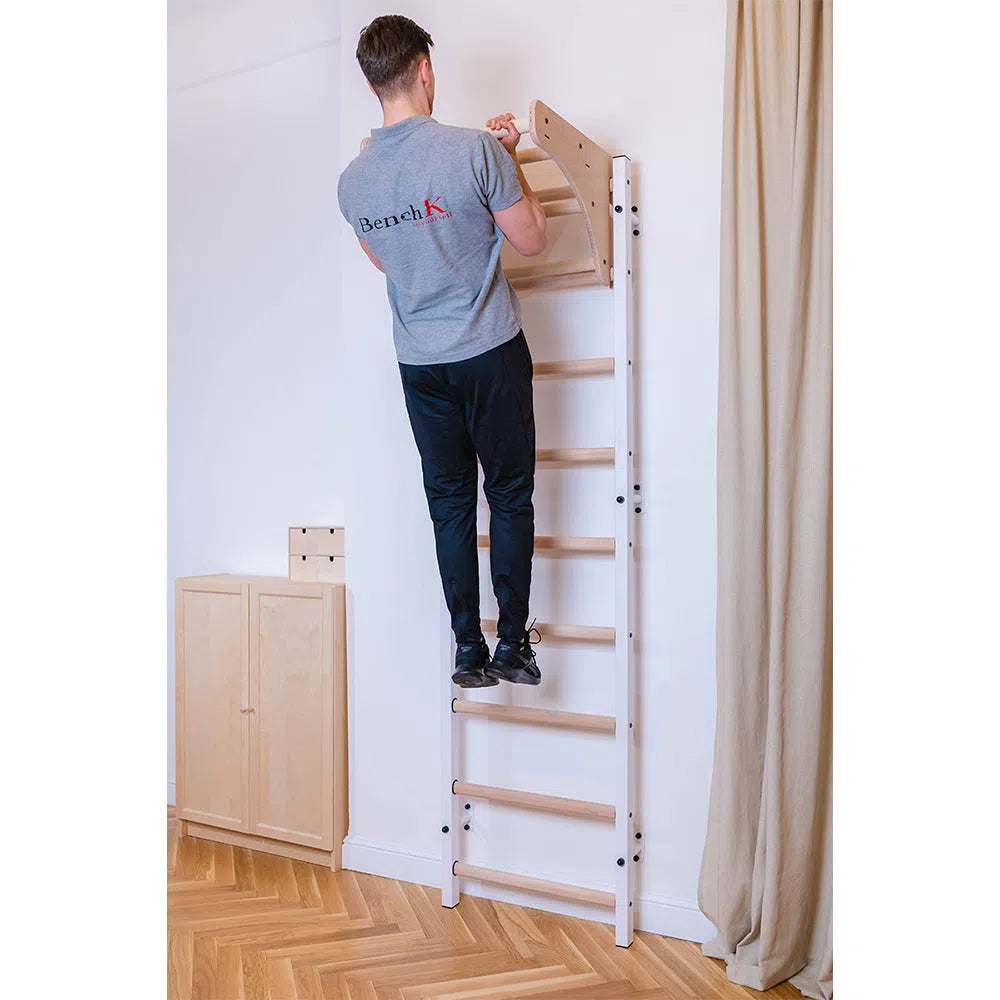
[451,635,498,688]
[485,623,542,685]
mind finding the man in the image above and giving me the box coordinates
[337,15,547,688]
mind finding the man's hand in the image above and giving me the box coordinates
[485,112,520,155]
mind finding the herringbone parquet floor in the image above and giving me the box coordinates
[168,808,801,1000]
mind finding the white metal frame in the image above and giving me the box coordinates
[611,154,637,945]
[438,126,638,948]
[441,600,460,907]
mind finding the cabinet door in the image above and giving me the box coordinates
[175,580,250,831]
[248,581,335,849]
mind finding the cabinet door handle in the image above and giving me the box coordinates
[240,707,256,714]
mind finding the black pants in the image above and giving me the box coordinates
[399,330,535,644]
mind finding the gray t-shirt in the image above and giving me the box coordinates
[337,115,524,365]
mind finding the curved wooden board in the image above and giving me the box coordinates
[526,99,613,286]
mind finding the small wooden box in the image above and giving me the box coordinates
[291,554,345,583]
[289,527,345,582]
[289,526,345,557]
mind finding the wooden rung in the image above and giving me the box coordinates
[543,198,582,218]
[504,257,595,283]
[535,184,575,204]
[536,447,614,464]
[532,358,614,378]
[478,447,612,470]
[454,781,615,821]
[481,619,615,643]
[452,699,615,734]
[453,863,615,908]
[517,147,550,164]
[478,534,614,554]
[510,271,604,294]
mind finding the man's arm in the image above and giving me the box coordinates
[358,238,384,272]
[485,113,548,257]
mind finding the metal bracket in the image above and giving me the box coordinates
[632,831,643,864]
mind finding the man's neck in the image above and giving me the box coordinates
[380,94,432,128]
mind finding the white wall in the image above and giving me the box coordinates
[167,0,342,804]
[339,0,725,940]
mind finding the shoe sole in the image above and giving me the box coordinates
[484,664,541,686]
[452,670,499,688]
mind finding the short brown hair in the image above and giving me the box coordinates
[356,15,434,100]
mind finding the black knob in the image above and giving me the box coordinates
[635,506,642,513]
[633,854,640,862]
[635,832,642,840]
[617,496,625,503]
[464,824,470,831]
[631,205,638,213]
[442,826,449,833]
[615,205,623,213]
[617,858,625,867]
[465,803,471,810]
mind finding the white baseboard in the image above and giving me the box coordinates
[167,780,176,807]
[341,836,714,943]
[342,836,439,886]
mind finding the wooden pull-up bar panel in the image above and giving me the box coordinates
[506,100,614,287]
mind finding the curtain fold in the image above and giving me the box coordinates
[698,2,832,998]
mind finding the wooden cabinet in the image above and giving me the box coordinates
[175,574,347,869]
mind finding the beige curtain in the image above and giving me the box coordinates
[698,1,832,998]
